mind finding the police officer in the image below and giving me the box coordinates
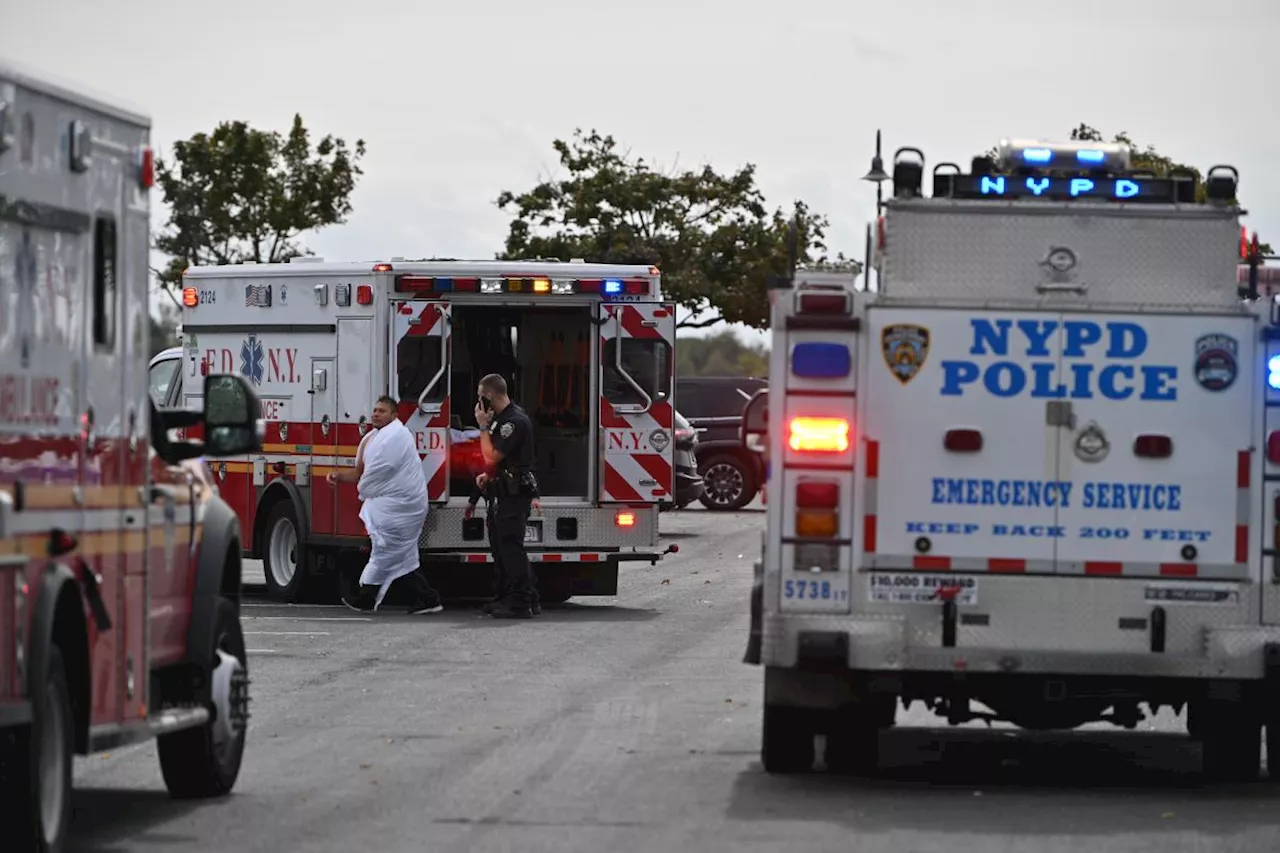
[474,373,540,619]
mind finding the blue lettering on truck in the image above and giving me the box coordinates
[930,478,1182,510]
[938,318,1178,400]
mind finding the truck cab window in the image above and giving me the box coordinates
[603,339,671,407]
[92,216,117,350]
[397,335,445,405]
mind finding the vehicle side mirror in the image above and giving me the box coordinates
[202,374,265,457]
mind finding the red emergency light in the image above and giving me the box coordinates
[138,146,154,189]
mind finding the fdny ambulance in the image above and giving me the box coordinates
[0,63,264,851]
[747,137,1280,781]
[169,258,678,602]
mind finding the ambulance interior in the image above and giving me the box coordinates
[396,305,670,500]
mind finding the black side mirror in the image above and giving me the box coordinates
[202,374,265,457]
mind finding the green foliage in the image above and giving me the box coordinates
[979,124,1272,254]
[496,129,854,330]
[148,309,179,358]
[155,115,366,289]
[676,329,769,377]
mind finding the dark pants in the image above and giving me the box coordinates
[392,567,441,608]
[488,494,538,607]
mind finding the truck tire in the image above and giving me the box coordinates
[698,453,758,512]
[262,501,308,602]
[157,597,249,799]
[761,704,815,774]
[824,697,894,775]
[1195,698,1261,782]
[2,645,74,853]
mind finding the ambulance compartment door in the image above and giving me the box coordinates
[391,301,452,503]
[596,302,676,503]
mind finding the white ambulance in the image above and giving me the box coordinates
[747,137,1280,781]
[168,258,679,602]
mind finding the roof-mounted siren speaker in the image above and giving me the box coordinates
[932,163,961,198]
[892,147,924,199]
[1204,165,1239,204]
[1169,167,1198,204]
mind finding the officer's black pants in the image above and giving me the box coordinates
[488,494,538,607]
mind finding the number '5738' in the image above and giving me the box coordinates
[783,580,847,601]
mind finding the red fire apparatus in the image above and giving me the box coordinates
[0,64,264,852]
[169,257,679,602]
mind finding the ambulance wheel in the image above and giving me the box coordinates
[1195,698,1261,782]
[698,453,758,512]
[158,597,249,798]
[761,704,815,774]
[263,502,308,602]
[2,645,74,853]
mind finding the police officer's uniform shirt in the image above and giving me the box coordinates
[490,402,535,470]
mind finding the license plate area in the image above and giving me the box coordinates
[525,521,543,543]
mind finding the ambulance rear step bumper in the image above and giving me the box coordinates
[87,706,210,752]
[759,614,1280,681]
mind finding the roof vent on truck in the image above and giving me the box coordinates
[882,137,1238,206]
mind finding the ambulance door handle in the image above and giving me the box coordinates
[1035,283,1088,294]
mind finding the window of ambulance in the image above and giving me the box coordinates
[603,338,672,408]
[397,336,446,407]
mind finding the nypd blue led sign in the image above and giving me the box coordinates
[951,174,1177,203]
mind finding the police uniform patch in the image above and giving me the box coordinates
[500,421,515,439]
[1194,333,1238,392]
[881,324,930,385]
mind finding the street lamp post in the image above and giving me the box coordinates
[861,129,889,292]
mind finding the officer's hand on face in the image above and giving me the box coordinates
[474,401,493,429]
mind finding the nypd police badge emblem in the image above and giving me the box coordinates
[648,429,670,452]
[1194,333,1238,392]
[881,324,931,385]
[500,421,515,439]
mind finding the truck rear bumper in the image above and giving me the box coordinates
[760,613,1280,681]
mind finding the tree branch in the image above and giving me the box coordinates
[677,315,724,330]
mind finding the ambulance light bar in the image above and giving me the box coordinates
[394,275,651,297]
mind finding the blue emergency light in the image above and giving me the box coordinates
[791,342,852,378]
[1268,354,1280,390]
[603,279,623,294]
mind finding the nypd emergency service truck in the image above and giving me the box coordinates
[746,137,1280,781]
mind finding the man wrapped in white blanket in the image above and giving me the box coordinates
[330,395,443,614]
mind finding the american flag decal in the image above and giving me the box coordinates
[244,283,272,307]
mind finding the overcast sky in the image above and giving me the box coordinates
[4,0,1277,345]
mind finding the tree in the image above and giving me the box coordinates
[496,129,852,330]
[675,329,769,377]
[979,124,1272,254]
[155,115,366,290]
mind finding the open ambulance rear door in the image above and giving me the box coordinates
[597,303,676,504]
[390,300,452,503]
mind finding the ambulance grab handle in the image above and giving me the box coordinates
[610,313,653,414]
[416,308,450,412]
[1035,283,1088,294]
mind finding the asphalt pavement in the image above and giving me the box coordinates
[68,506,1280,852]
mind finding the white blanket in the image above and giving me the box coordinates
[356,419,428,606]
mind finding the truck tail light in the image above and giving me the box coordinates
[1268,431,1280,465]
[795,479,839,538]
[182,287,198,308]
[615,511,636,528]
[788,417,849,453]
[944,428,982,452]
[797,292,850,315]
[1134,434,1173,459]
